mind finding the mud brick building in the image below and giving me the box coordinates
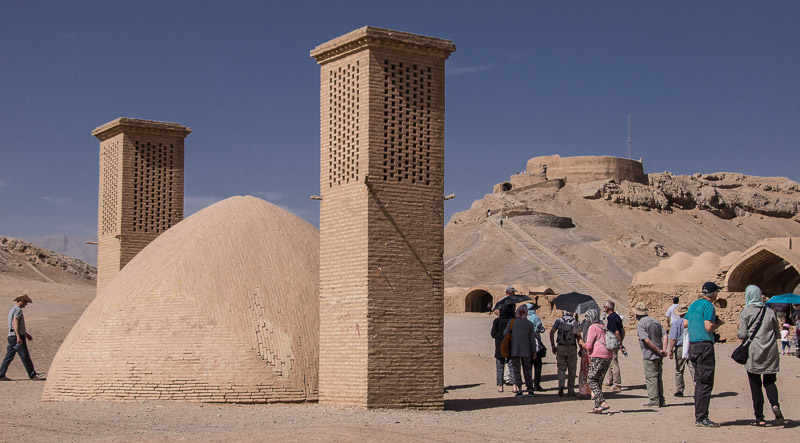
[92,118,191,291]
[311,27,455,409]
[43,197,320,403]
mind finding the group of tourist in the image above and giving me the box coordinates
[490,293,545,397]
[491,281,788,427]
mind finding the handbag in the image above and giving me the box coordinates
[536,335,547,358]
[731,306,767,365]
[501,319,515,358]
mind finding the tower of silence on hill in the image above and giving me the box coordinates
[44,26,455,409]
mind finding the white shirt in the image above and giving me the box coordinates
[666,304,680,323]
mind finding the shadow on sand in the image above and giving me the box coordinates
[446,391,645,412]
[444,383,483,392]
[720,418,796,428]
[445,395,556,411]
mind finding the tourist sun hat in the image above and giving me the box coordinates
[14,294,32,303]
[632,301,648,316]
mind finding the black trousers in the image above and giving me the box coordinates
[688,341,715,422]
[533,355,543,387]
[747,372,779,421]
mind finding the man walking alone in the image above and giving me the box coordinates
[0,294,45,381]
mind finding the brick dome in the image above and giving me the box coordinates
[43,196,319,403]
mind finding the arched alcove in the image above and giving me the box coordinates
[465,289,493,312]
[725,246,800,295]
[501,182,512,192]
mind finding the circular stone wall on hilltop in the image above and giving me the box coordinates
[526,154,646,185]
[43,196,319,403]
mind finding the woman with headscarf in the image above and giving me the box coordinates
[525,302,546,391]
[576,311,597,399]
[503,304,537,397]
[738,285,783,426]
[584,308,613,413]
[491,303,517,392]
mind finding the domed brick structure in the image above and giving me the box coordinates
[43,196,319,403]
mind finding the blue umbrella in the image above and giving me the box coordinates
[765,294,800,305]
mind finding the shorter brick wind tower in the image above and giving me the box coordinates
[311,27,455,409]
[92,118,191,291]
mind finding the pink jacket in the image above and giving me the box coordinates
[585,323,613,359]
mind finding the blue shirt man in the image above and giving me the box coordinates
[684,282,725,428]
[686,298,716,343]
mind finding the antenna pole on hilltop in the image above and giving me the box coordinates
[627,114,633,160]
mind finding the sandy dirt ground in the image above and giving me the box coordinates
[1,301,798,442]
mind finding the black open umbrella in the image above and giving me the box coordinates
[492,294,532,311]
[553,292,598,314]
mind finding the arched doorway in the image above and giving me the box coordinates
[725,247,800,295]
[465,289,493,313]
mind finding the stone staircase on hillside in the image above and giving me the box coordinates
[490,193,511,208]
[490,218,608,300]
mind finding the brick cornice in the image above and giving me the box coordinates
[310,26,456,65]
[92,117,192,141]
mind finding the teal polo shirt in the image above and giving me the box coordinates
[686,298,716,343]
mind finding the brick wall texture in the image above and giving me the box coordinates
[42,196,320,403]
[93,118,190,292]
[311,26,455,409]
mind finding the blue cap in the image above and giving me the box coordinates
[702,282,722,294]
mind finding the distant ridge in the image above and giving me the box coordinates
[25,233,97,266]
[0,235,96,282]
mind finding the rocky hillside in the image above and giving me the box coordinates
[0,235,96,283]
[25,233,98,266]
[445,171,800,310]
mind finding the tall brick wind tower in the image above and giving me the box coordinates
[311,27,455,409]
[92,118,191,291]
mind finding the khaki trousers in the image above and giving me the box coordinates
[604,350,621,387]
[556,344,578,393]
[674,344,695,394]
[643,358,665,404]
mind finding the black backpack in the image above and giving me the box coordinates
[557,317,576,346]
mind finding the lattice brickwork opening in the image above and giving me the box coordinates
[132,141,178,233]
[327,61,360,187]
[100,141,120,235]
[381,60,433,186]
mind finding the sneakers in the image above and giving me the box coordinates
[558,388,564,397]
[674,392,684,397]
[0,375,10,381]
[527,391,535,397]
[515,391,524,398]
[695,418,720,427]
[643,401,662,408]
[610,386,622,392]
[30,372,46,380]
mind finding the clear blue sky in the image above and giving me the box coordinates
[1,1,798,240]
